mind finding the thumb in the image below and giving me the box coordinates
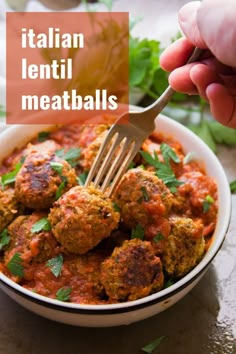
[178,1,207,48]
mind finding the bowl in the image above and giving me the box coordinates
[0,114,231,327]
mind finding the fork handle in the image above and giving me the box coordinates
[144,47,204,118]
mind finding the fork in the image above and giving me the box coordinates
[85,47,203,197]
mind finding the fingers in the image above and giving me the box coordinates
[190,64,223,100]
[160,37,195,72]
[168,63,198,95]
[178,1,206,48]
[206,83,236,128]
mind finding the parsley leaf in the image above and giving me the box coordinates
[0,162,22,189]
[46,255,63,277]
[31,218,51,233]
[183,151,196,165]
[203,195,214,213]
[0,229,11,251]
[140,186,150,201]
[7,252,24,277]
[56,181,66,200]
[37,131,50,142]
[153,232,164,243]
[56,287,72,302]
[142,336,165,353]
[77,171,88,186]
[140,150,183,193]
[50,161,63,176]
[230,180,236,193]
[112,202,121,212]
[55,148,81,167]
[160,143,180,164]
[131,224,145,240]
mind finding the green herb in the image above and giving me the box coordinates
[131,224,145,240]
[46,255,63,277]
[56,181,66,200]
[0,162,22,189]
[189,120,217,153]
[160,143,181,164]
[203,195,215,213]
[208,121,236,145]
[77,171,88,186]
[183,152,196,165]
[112,202,121,212]
[7,252,24,277]
[164,279,174,288]
[50,161,63,176]
[56,287,72,302]
[140,150,183,193]
[98,0,114,11]
[153,232,164,243]
[140,186,150,201]
[0,229,11,251]
[142,336,165,353]
[230,180,236,193]
[0,105,5,117]
[37,131,50,142]
[55,148,81,167]
[31,218,51,233]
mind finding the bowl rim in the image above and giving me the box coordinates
[0,114,232,313]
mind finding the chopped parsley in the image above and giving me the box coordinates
[0,162,22,189]
[131,224,145,240]
[0,229,11,251]
[56,287,72,302]
[7,252,24,277]
[77,171,88,186]
[153,232,164,243]
[164,279,174,288]
[112,202,121,212]
[140,186,150,202]
[140,149,183,193]
[183,151,196,165]
[37,131,50,142]
[55,148,81,167]
[160,143,180,164]
[55,180,66,200]
[230,180,236,193]
[46,255,63,278]
[31,218,51,233]
[203,195,215,213]
[142,336,165,353]
[50,161,63,176]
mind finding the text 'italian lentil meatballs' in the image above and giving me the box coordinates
[101,238,164,302]
[15,151,77,210]
[49,185,120,254]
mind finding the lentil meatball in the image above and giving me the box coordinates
[100,238,164,302]
[80,130,107,171]
[113,168,173,232]
[0,187,23,233]
[162,217,205,278]
[4,213,59,266]
[15,151,77,210]
[48,185,120,254]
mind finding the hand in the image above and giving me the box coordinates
[160,0,236,128]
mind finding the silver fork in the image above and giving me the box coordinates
[85,47,203,196]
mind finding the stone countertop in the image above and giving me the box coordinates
[0,147,235,354]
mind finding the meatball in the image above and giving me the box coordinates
[80,130,107,171]
[113,168,173,233]
[0,187,23,233]
[162,217,205,278]
[101,239,164,302]
[4,213,59,266]
[15,151,77,210]
[48,185,120,254]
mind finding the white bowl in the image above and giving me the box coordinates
[0,114,231,327]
